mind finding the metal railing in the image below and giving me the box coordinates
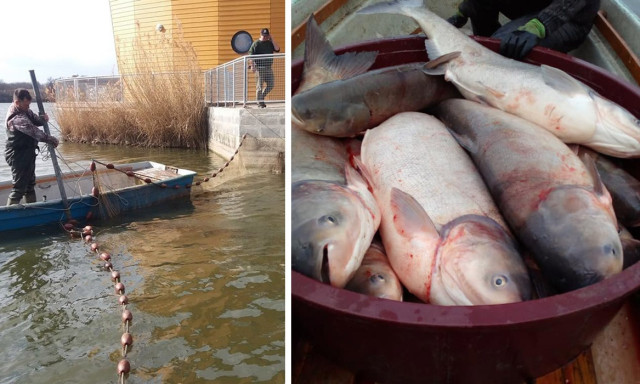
[54,53,285,107]
[55,75,124,103]
[204,53,285,107]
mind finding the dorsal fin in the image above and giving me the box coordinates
[303,14,377,83]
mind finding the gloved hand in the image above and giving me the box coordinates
[447,10,468,28]
[46,135,59,148]
[499,18,546,60]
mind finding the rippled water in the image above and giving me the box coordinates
[0,103,285,383]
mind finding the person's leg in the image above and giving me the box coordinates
[24,163,37,204]
[255,69,263,105]
[262,68,274,102]
[7,149,36,205]
[459,0,502,37]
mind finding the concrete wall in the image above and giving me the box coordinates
[207,106,285,174]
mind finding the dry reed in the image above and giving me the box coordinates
[56,22,207,149]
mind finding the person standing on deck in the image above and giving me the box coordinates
[4,89,59,205]
[446,0,600,60]
[247,28,280,108]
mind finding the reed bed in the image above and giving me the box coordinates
[56,23,207,149]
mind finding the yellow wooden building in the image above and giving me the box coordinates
[109,0,286,73]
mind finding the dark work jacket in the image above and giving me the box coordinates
[5,106,43,164]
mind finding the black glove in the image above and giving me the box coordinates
[447,13,468,28]
[499,30,540,60]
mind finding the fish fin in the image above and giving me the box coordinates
[347,156,374,191]
[357,0,422,16]
[425,51,461,68]
[445,126,478,154]
[390,188,438,240]
[423,50,461,76]
[578,149,606,197]
[304,14,378,81]
[541,65,587,95]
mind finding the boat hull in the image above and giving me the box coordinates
[0,161,195,232]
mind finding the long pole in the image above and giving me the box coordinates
[29,70,71,219]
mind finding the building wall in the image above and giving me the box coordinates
[109,0,286,74]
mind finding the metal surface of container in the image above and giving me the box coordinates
[292,36,640,384]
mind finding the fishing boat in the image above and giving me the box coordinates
[0,161,196,232]
[291,2,640,382]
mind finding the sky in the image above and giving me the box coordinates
[0,0,118,83]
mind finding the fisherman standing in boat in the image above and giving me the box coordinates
[247,28,280,108]
[447,0,600,60]
[4,89,59,205]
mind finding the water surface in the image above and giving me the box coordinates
[0,103,285,383]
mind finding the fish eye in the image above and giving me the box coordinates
[369,273,385,284]
[492,274,508,288]
[318,214,338,226]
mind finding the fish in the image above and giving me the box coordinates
[435,98,623,292]
[292,126,381,288]
[292,62,460,137]
[296,14,378,94]
[360,111,531,305]
[587,150,640,228]
[357,0,640,158]
[619,226,640,269]
[345,240,403,301]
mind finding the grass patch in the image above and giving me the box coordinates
[56,23,207,149]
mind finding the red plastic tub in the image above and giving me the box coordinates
[292,35,640,384]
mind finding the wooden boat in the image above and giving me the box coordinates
[0,161,196,232]
[291,34,640,384]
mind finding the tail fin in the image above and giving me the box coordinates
[357,0,423,15]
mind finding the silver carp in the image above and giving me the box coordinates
[436,99,623,292]
[292,62,460,137]
[360,112,531,305]
[358,0,640,158]
[345,240,403,301]
[292,127,380,287]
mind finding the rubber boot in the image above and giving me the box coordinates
[25,191,37,204]
[6,197,21,206]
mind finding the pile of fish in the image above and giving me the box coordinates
[291,2,640,306]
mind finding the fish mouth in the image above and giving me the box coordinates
[320,244,331,284]
[291,107,304,127]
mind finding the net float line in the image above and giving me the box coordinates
[81,225,133,384]
[192,133,247,187]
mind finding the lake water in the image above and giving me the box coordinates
[0,103,285,383]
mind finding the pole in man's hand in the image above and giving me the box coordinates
[28,70,71,219]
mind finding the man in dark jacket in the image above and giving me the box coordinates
[447,0,600,60]
[247,28,280,108]
[4,89,59,205]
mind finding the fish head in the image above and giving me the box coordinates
[292,180,376,287]
[592,92,640,157]
[434,216,531,305]
[345,242,403,301]
[291,91,370,137]
[524,187,623,292]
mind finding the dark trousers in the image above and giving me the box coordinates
[5,147,37,204]
[255,66,274,103]
[460,0,592,53]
